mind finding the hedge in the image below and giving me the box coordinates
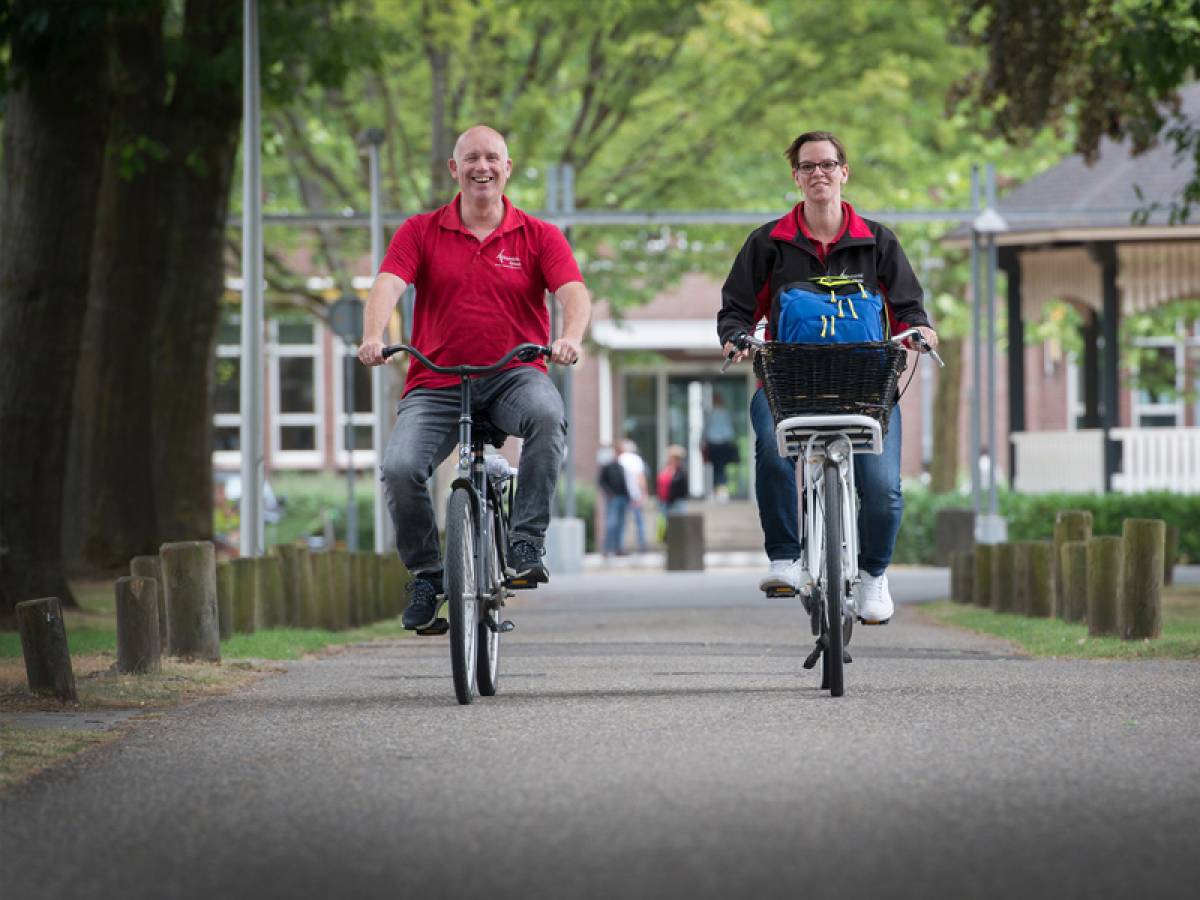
[894,488,1200,565]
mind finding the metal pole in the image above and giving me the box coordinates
[969,166,982,519]
[985,163,999,517]
[561,163,577,519]
[362,133,393,553]
[344,349,357,551]
[239,0,265,557]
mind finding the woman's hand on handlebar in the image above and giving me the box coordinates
[357,338,389,367]
[550,337,582,366]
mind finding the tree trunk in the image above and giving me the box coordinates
[0,2,112,617]
[929,336,963,494]
[65,2,170,573]
[150,2,241,546]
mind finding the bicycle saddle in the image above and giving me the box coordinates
[473,414,508,449]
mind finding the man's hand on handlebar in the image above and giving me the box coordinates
[358,338,389,367]
[550,337,582,366]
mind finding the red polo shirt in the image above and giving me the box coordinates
[794,201,851,265]
[380,194,584,394]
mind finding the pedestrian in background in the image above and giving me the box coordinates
[597,445,630,556]
[618,439,649,553]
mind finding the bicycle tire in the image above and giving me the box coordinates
[446,487,478,705]
[476,507,502,697]
[823,457,845,697]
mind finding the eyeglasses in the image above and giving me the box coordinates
[795,159,841,176]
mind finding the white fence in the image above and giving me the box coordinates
[1012,427,1200,494]
[1111,427,1200,494]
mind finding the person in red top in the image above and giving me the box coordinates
[358,124,590,630]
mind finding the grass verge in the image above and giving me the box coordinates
[919,584,1200,660]
[1,579,413,791]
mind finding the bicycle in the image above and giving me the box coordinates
[725,328,943,697]
[380,341,552,705]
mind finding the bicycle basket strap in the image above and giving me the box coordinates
[772,278,886,344]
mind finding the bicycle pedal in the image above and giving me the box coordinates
[857,616,891,626]
[802,644,823,670]
[843,650,853,664]
[415,618,449,636]
[506,577,538,590]
[764,586,797,598]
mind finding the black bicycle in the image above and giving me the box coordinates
[381,341,551,704]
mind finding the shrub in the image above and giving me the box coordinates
[894,486,1200,565]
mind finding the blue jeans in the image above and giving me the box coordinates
[750,388,903,576]
[604,494,629,554]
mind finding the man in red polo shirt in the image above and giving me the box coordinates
[358,124,590,630]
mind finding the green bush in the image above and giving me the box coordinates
[265,472,376,549]
[894,486,1200,565]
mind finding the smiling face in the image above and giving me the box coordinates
[448,126,512,204]
[792,139,848,205]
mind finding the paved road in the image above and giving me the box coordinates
[3,567,1199,899]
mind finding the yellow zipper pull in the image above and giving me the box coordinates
[837,297,845,318]
[820,316,828,338]
[848,296,858,319]
[829,316,836,336]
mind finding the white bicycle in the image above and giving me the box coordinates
[725,328,942,697]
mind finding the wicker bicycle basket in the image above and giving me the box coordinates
[753,341,908,433]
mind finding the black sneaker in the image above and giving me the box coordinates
[507,539,548,587]
[402,576,442,630]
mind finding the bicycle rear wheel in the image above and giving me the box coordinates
[823,457,845,697]
[476,508,502,697]
[445,487,478,705]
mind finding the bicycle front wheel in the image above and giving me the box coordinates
[476,508,502,697]
[823,457,845,698]
[445,487,479,705]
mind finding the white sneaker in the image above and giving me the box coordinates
[856,571,893,624]
[759,559,811,596]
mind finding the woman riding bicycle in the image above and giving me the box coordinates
[358,124,590,631]
[716,130,938,625]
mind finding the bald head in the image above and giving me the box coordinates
[452,125,509,162]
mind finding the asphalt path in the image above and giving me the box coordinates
[3,567,1199,899]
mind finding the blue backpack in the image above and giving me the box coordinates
[772,276,887,343]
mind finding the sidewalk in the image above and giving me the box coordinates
[584,549,768,572]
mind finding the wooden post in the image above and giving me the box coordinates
[1164,523,1179,586]
[353,553,372,624]
[376,554,396,619]
[115,576,161,674]
[1060,541,1089,624]
[1086,536,1123,638]
[332,550,353,629]
[256,555,286,628]
[130,554,167,650]
[215,561,234,641]
[1121,518,1165,640]
[1027,541,1055,619]
[311,552,336,630]
[1013,542,1033,616]
[992,543,1016,614]
[230,557,258,634]
[1053,510,1093,619]
[974,543,994,609]
[16,597,77,702]
[160,540,221,662]
[275,544,318,628]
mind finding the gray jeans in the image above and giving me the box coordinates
[380,366,566,576]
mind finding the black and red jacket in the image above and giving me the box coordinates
[717,201,931,346]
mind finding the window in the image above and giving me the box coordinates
[270,316,323,467]
[333,341,376,468]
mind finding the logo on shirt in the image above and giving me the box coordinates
[496,250,522,269]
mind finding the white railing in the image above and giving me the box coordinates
[1011,430,1106,495]
[1111,427,1200,494]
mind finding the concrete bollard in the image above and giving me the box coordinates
[974,543,995,609]
[16,597,77,702]
[1086,536,1123,638]
[1060,541,1089,624]
[115,576,162,674]
[160,541,220,662]
[130,554,168,649]
[1122,518,1165,640]
[1053,510,1092,619]
[992,543,1017,614]
[665,513,704,571]
[1027,541,1055,619]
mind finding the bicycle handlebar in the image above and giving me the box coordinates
[381,341,552,376]
[721,327,944,370]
